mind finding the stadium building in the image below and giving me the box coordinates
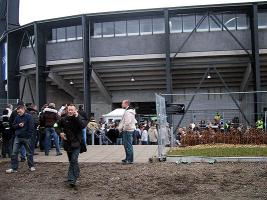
[0,0,267,126]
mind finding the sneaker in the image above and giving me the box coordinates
[29,167,36,172]
[6,169,18,173]
[20,157,26,162]
[121,159,127,163]
[56,152,63,156]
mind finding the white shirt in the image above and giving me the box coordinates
[141,130,148,142]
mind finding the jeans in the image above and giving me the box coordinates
[31,129,37,155]
[116,138,123,145]
[141,141,148,145]
[44,127,61,155]
[122,131,134,163]
[82,128,87,145]
[11,136,34,170]
[67,147,80,185]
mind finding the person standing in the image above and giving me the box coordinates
[148,122,158,145]
[58,104,84,188]
[6,105,35,173]
[140,125,148,145]
[40,103,62,156]
[118,100,136,164]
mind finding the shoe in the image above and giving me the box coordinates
[34,153,39,155]
[45,153,49,156]
[29,167,36,172]
[122,161,133,165]
[20,158,26,162]
[121,159,127,163]
[56,152,63,156]
[6,169,18,173]
[69,183,78,190]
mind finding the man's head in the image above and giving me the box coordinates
[16,105,26,116]
[67,104,77,116]
[121,100,130,109]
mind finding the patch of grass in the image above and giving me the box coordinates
[167,145,267,157]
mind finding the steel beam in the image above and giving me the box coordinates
[34,23,46,110]
[48,72,83,101]
[91,69,112,104]
[240,63,252,99]
[82,15,91,115]
[250,4,262,121]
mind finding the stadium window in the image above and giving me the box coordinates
[209,13,223,31]
[169,16,182,33]
[182,14,195,32]
[115,21,126,37]
[66,26,76,41]
[152,17,165,34]
[57,27,66,42]
[237,13,249,30]
[93,23,102,38]
[76,25,82,39]
[196,13,209,32]
[258,12,267,29]
[127,20,139,36]
[50,28,57,42]
[140,18,152,35]
[102,22,114,37]
[223,12,237,30]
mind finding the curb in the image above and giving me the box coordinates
[167,156,267,163]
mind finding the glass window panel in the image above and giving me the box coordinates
[76,25,82,39]
[102,22,114,37]
[127,20,139,36]
[258,12,267,29]
[140,18,152,35]
[183,14,195,32]
[66,26,76,40]
[52,29,57,41]
[237,13,249,30]
[223,12,236,30]
[170,16,182,33]
[209,13,223,31]
[93,23,102,38]
[153,17,164,34]
[196,13,209,32]
[115,21,126,36]
[57,27,66,41]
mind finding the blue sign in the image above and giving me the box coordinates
[2,42,7,81]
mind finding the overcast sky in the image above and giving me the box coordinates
[20,0,262,25]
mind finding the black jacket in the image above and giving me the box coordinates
[58,115,84,151]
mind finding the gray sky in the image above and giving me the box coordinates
[20,0,262,25]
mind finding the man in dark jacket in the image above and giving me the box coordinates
[0,109,12,158]
[58,104,84,188]
[40,103,62,156]
[6,105,35,173]
[78,105,88,145]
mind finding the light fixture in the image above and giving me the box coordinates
[69,80,74,85]
[130,75,135,82]
[207,73,211,79]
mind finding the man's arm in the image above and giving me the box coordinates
[12,117,20,129]
[27,115,34,136]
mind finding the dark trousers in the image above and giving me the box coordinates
[67,147,80,185]
[1,137,12,157]
[122,131,134,163]
[11,136,34,170]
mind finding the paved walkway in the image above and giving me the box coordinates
[33,145,159,163]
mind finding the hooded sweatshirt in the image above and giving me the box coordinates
[148,125,158,143]
[118,107,136,132]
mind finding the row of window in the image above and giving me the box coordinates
[25,11,267,45]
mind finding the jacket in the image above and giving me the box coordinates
[58,115,84,151]
[118,107,136,132]
[27,107,39,128]
[12,113,34,139]
[40,108,59,128]
[87,120,99,130]
[148,125,158,143]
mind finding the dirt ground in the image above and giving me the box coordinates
[0,161,266,200]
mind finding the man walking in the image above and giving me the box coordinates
[6,105,35,173]
[118,100,136,164]
[58,104,84,188]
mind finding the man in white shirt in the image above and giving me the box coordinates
[118,100,136,164]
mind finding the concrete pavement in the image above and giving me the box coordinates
[33,145,159,163]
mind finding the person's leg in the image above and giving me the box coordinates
[44,128,51,155]
[68,148,80,185]
[10,137,21,170]
[125,131,134,163]
[51,128,61,154]
[122,132,128,161]
[31,129,36,155]
[22,138,34,169]
[20,145,26,161]
[2,138,7,157]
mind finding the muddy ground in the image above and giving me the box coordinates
[0,161,266,200]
